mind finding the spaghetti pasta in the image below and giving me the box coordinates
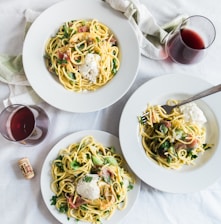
[50,136,134,224]
[138,100,212,169]
[45,19,120,92]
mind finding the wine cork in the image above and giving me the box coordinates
[18,157,35,179]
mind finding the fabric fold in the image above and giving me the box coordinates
[104,0,188,59]
[0,9,42,107]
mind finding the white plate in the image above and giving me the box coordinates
[40,130,140,224]
[23,0,140,113]
[119,73,221,193]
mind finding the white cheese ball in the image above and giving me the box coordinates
[76,174,100,200]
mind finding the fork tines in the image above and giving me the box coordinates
[138,112,148,124]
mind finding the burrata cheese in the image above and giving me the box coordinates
[79,53,101,83]
[179,102,207,126]
[76,174,100,200]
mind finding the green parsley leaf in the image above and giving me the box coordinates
[127,183,134,191]
[59,204,68,213]
[50,195,57,205]
[83,175,93,183]
[70,160,80,170]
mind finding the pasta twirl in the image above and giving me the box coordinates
[45,19,120,92]
[50,136,134,224]
[138,100,212,169]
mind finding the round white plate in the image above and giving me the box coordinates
[23,0,140,113]
[40,130,140,224]
[119,73,221,193]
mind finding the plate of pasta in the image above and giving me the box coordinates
[23,0,140,113]
[40,130,140,224]
[119,73,221,193]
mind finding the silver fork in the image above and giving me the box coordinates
[139,83,221,124]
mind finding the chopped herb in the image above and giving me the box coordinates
[55,155,63,161]
[174,129,183,139]
[158,141,170,158]
[203,143,212,150]
[113,49,117,55]
[104,156,118,165]
[166,155,172,164]
[107,146,115,153]
[77,43,85,50]
[92,155,103,166]
[63,24,70,38]
[104,210,110,214]
[187,150,198,160]
[83,175,93,182]
[103,173,111,184]
[68,72,76,80]
[160,140,170,150]
[127,183,134,191]
[159,124,168,134]
[80,205,88,210]
[168,146,175,155]
[50,195,57,205]
[191,154,198,159]
[57,59,67,64]
[70,160,80,170]
[55,160,64,172]
[59,204,68,213]
[112,58,118,75]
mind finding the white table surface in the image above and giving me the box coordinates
[1,0,221,223]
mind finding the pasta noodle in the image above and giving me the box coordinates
[45,19,120,92]
[50,136,135,224]
[138,100,212,169]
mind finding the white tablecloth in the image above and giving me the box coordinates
[1,0,221,223]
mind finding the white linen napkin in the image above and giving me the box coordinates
[104,0,188,59]
[0,9,42,107]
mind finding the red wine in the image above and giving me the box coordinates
[167,28,205,64]
[10,107,35,141]
[181,29,205,49]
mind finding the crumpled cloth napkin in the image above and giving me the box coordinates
[104,0,188,59]
[0,9,42,107]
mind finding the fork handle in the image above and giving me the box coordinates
[178,83,221,106]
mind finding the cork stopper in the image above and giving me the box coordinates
[18,157,35,179]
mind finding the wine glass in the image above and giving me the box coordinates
[165,15,216,64]
[0,104,49,146]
